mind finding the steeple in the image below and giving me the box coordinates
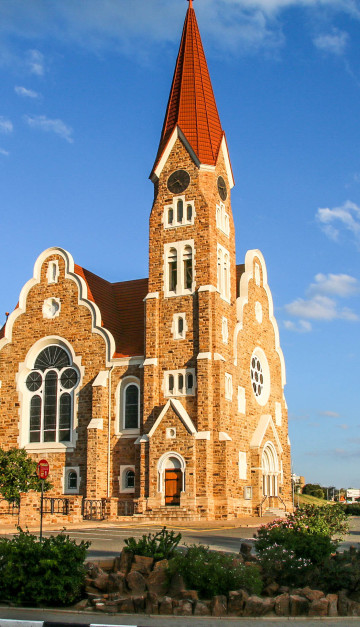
[151,0,227,177]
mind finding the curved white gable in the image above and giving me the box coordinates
[234,249,286,388]
[0,246,116,364]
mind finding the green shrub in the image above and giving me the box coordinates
[0,529,90,606]
[168,544,262,598]
[124,526,181,561]
[256,504,348,565]
[310,548,360,595]
[258,544,313,588]
[343,503,360,516]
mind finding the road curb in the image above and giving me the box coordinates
[0,621,140,627]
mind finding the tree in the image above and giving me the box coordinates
[0,448,51,503]
[302,484,325,500]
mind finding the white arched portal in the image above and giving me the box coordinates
[261,441,280,497]
[157,452,186,503]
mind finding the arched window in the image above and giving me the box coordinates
[67,470,78,490]
[168,248,178,292]
[26,345,78,443]
[262,442,279,497]
[177,199,184,223]
[125,469,135,489]
[183,246,193,290]
[124,384,139,429]
[168,207,174,225]
[186,204,192,221]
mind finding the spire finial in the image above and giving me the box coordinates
[188,0,194,7]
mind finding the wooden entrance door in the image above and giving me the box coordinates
[165,469,182,505]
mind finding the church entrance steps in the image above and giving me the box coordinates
[265,507,288,518]
[132,506,201,522]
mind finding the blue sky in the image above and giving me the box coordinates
[0,0,359,489]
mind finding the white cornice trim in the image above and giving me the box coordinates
[198,285,217,293]
[151,127,201,181]
[148,398,197,438]
[0,247,116,365]
[250,414,283,454]
[87,418,104,430]
[195,431,211,440]
[144,292,159,301]
[135,434,149,445]
[220,135,234,189]
[199,164,216,172]
[92,371,109,387]
[219,432,232,441]
[234,249,286,388]
[112,356,144,366]
[143,358,158,367]
[197,352,212,360]
[214,353,226,361]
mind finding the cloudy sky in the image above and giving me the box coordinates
[0,0,359,489]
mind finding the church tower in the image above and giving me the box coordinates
[135,0,292,518]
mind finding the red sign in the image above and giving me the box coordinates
[37,459,49,479]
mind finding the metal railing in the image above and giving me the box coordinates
[259,495,268,517]
[82,498,106,521]
[278,493,287,513]
[118,500,134,516]
[43,497,69,515]
[0,499,20,516]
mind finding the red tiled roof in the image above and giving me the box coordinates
[75,265,148,358]
[152,1,224,173]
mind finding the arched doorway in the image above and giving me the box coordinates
[261,442,279,497]
[157,452,186,506]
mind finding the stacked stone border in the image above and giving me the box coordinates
[77,546,360,618]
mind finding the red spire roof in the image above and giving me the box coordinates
[152,0,224,173]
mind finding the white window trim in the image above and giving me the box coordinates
[216,201,230,237]
[164,368,196,397]
[221,317,228,344]
[119,465,135,493]
[157,452,186,493]
[217,243,230,303]
[163,240,195,298]
[225,372,233,401]
[47,260,59,284]
[63,466,81,494]
[239,452,247,480]
[164,195,195,229]
[250,347,271,407]
[115,376,141,436]
[16,338,83,452]
[171,313,188,340]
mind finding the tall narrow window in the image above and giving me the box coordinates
[187,372,194,391]
[178,317,184,335]
[168,248,177,292]
[124,384,139,429]
[168,208,174,225]
[168,374,174,393]
[25,345,78,444]
[178,374,184,393]
[177,199,183,223]
[183,246,193,290]
[187,204,192,221]
[68,471,78,490]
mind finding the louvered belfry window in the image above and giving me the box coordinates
[26,346,78,443]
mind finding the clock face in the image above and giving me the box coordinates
[167,170,190,195]
[217,176,227,201]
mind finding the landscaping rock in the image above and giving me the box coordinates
[274,593,290,616]
[264,582,279,596]
[228,590,248,615]
[211,595,227,616]
[173,599,193,616]
[301,587,325,602]
[93,572,109,592]
[168,572,186,597]
[133,594,146,613]
[118,598,135,613]
[179,589,198,601]
[347,599,360,617]
[154,559,168,571]
[194,600,211,616]
[240,541,253,557]
[131,555,154,575]
[126,570,147,594]
[244,595,274,617]
[146,591,159,614]
[116,548,133,574]
[107,572,126,594]
[159,596,173,615]
[95,601,107,612]
[309,597,328,617]
[290,594,309,616]
[338,590,349,616]
[147,566,169,596]
[326,593,338,617]
[84,562,102,579]
[73,598,89,610]
[87,593,103,606]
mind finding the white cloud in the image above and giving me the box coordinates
[14,86,40,99]
[24,114,73,143]
[26,49,45,76]
[337,423,349,430]
[283,319,312,332]
[318,410,340,418]
[0,147,9,156]
[309,273,360,298]
[284,271,359,324]
[0,116,13,134]
[0,0,359,57]
[313,29,349,55]
[316,200,360,245]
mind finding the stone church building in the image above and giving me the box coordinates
[0,0,292,520]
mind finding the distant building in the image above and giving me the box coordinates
[0,0,292,520]
[346,489,360,502]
